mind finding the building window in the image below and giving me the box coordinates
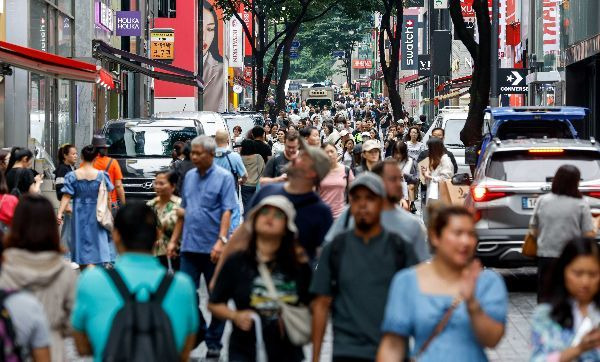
[158,0,176,18]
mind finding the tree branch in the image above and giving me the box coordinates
[302,0,341,23]
[449,0,478,59]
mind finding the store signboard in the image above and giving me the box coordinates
[116,11,141,37]
[229,17,244,68]
[150,29,175,60]
[434,0,448,9]
[401,15,418,70]
[498,68,528,94]
[542,0,560,55]
[352,59,372,69]
[418,54,431,76]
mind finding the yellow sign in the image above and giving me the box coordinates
[150,29,174,60]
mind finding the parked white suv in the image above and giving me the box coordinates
[422,107,470,175]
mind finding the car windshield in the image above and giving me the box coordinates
[444,119,466,147]
[225,116,264,140]
[486,150,600,182]
[494,119,572,139]
[106,125,198,157]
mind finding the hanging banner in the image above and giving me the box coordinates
[418,54,431,76]
[461,0,475,18]
[401,15,418,70]
[201,0,226,112]
[229,16,244,68]
[542,0,560,55]
[240,5,253,57]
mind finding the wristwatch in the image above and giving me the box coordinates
[219,235,228,244]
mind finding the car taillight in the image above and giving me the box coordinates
[471,185,509,202]
[528,148,564,154]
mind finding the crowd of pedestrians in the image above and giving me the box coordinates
[0,93,597,362]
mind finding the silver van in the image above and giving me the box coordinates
[155,111,228,137]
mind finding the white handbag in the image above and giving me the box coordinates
[96,172,114,231]
[257,263,312,346]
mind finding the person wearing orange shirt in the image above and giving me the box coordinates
[91,135,126,210]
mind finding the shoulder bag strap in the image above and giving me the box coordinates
[414,297,462,359]
[104,158,114,173]
[257,263,281,305]
[104,269,134,302]
[152,273,174,303]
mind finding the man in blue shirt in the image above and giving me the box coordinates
[72,203,199,362]
[213,129,247,232]
[168,135,237,359]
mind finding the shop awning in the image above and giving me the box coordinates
[0,41,115,89]
[92,40,204,89]
[436,75,472,92]
[405,76,429,89]
[397,73,419,84]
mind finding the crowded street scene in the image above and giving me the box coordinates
[0,0,600,361]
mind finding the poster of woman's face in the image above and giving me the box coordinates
[201,0,225,112]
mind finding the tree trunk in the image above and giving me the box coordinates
[275,29,296,112]
[379,0,403,120]
[449,0,491,147]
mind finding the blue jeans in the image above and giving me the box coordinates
[180,251,225,351]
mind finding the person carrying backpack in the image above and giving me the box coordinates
[310,172,419,361]
[71,202,199,362]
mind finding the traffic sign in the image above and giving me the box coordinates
[498,68,528,94]
[331,50,345,58]
[291,40,300,49]
[290,51,299,59]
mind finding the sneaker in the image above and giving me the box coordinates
[206,349,221,360]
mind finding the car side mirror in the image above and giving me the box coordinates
[452,173,472,186]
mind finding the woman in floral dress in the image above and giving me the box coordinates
[147,171,182,270]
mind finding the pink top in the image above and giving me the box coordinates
[319,165,354,219]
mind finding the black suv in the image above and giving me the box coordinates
[101,118,204,200]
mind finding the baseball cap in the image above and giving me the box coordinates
[245,195,298,236]
[349,172,386,198]
[299,139,331,182]
[415,120,424,125]
[362,139,382,152]
[361,131,371,138]
[339,130,349,137]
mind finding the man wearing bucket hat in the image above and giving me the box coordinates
[311,172,419,361]
[215,141,333,277]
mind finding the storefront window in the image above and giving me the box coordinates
[29,0,48,52]
[58,14,72,57]
[30,74,47,149]
[58,80,72,146]
[561,0,600,46]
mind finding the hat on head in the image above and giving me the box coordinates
[92,134,108,148]
[349,172,386,198]
[299,139,331,182]
[339,130,349,137]
[245,195,298,236]
[361,131,371,138]
[362,139,382,152]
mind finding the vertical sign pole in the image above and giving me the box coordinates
[490,0,500,107]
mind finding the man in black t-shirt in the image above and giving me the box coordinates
[260,131,300,185]
[251,126,272,163]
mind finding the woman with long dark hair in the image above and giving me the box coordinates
[0,169,18,233]
[208,195,311,362]
[404,126,423,161]
[530,165,596,302]
[55,144,78,257]
[202,1,225,112]
[531,238,600,361]
[57,145,115,269]
[240,139,265,212]
[0,194,77,361]
[422,137,453,205]
[6,147,42,195]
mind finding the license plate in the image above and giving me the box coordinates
[522,197,537,210]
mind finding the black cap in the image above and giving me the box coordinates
[92,134,108,148]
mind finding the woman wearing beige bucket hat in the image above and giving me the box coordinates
[208,195,312,362]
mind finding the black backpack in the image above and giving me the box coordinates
[102,269,178,362]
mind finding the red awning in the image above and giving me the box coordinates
[397,73,419,84]
[0,41,115,89]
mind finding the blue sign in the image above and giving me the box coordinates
[116,11,142,37]
[291,40,300,49]
[332,50,346,58]
[290,51,299,59]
